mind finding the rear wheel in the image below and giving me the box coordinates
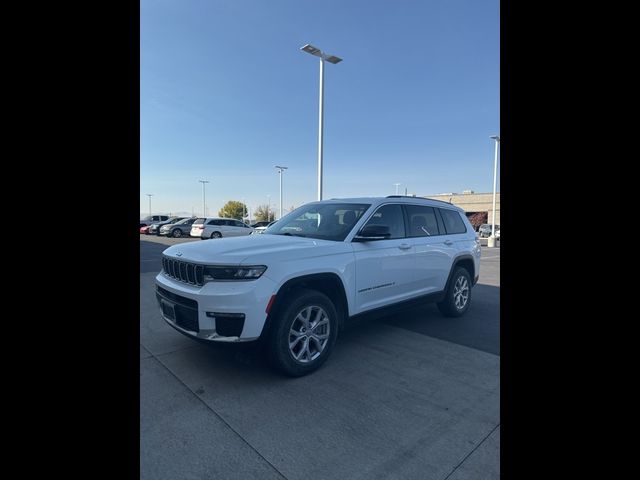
[437,267,472,317]
[171,229,182,238]
[267,289,338,377]
[211,231,222,239]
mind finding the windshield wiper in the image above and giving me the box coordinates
[276,232,307,237]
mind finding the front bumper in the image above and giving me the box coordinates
[155,271,277,342]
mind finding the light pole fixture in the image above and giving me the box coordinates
[275,165,288,219]
[394,183,401,195]
[198,180,209,217]
[146,194,153,217]
[300,43,343,201]
[489,135,500,247]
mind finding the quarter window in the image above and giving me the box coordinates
[439,209,467,234]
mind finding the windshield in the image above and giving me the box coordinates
[265,202,370,241]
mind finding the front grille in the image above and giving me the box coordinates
[175,304,199,332]
[162,256,204,286]
[156,286,198,309]
[156,286,200,332]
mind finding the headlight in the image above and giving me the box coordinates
[203,265,267,281]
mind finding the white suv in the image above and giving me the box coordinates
[190,217,254,239]
[156,197,481,376]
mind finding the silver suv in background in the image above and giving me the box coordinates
[190,217,254,239]
[478,223,499,238]
[159,217,198,238]
[148,217,187,235]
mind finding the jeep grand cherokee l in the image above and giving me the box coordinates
[156,196,481,376]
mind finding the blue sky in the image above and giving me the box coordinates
[141,0,499,217]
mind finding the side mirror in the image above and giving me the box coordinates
[353,224,391,241]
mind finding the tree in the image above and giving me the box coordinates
[218,200,246,220]
[466,212,488,231]
[254,204,275,222]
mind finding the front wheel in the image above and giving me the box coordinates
[171,229,182,238]
[437,267,472,317]
[267,289,339,377]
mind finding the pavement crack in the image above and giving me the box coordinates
[148,354,289,480]
[441,423,500,480]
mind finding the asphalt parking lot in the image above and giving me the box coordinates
[140,234,500,480]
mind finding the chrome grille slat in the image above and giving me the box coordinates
[186,263,195,284]
[162,256,204,287]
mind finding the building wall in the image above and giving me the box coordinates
[423,192,500,224]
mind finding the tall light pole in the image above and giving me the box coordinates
[146,194,153,217]
[394,183,401,195]
[489,135,500,247]
[275,165,288,219]
[300,44,343,201]
[198,180,209,217]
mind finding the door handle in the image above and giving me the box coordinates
[444,240,453,246]
[398,243,411,250]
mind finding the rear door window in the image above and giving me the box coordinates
[405,205,441,237]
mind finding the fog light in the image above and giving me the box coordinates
[206,312,246,337]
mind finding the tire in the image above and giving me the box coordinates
[171,229,182,238]
[211,231,222,239]
[267,289,339,377]
[437,267,472,317]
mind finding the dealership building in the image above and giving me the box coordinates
[423,191,500,225]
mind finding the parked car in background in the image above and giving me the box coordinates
[148,217,187,235]
[160,217,198,238]
[250,221,271,229]
[190,217,254,239]
[140,215,169,228]
[251,221,276,234]
[140,225,150,234]
[478,223,500,238]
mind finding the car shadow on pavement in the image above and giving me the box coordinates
[168,283,500,380]
[378,283,500,355]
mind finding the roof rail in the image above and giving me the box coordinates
[386,195,453,205]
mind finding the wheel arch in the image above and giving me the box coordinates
[261,273,349,339]
[444,254,476,291]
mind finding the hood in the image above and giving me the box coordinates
[162,234,341,265]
